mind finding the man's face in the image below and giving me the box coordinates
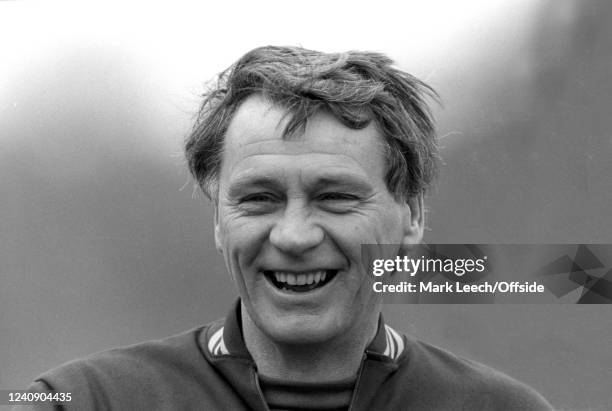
[215,94,422,345]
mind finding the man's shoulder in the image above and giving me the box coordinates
[39,324,211,379]
[28,321,227,409]
[392,336,552,410]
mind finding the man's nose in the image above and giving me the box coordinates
[269,204,324,255]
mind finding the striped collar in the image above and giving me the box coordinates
[206,300,405,361]
[207,326,229,356]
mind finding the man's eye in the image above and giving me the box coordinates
[240,193,278,203]
[317,193,359,202]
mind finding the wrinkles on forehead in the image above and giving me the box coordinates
[225,139,374,164]
[221,141,386,191]
[222,120,386,176]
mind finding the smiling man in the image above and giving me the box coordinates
[214,93,418,385]
[23,46,551,410]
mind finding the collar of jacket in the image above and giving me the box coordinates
[200,300,407,411]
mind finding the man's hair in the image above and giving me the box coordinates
[185,45,439,201]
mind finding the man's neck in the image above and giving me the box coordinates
[241,305,380,383]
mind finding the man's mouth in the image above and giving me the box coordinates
[263,270,338,292]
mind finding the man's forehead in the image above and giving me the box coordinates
[227,140,368,158]
[224,94,384,156]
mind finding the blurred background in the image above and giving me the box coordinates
[1,0,611,409]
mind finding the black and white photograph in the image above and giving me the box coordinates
[1,1,611,410]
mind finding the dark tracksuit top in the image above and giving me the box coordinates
[25,301,552,410]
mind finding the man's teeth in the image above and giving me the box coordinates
[273,270,327,285]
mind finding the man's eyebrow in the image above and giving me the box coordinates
[226,172,375,196]
[308,174,374,193]
[226,175,284,196]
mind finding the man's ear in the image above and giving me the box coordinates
[213,203,223,254]
[400,193,424,250]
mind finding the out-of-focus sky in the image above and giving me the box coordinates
[0,0,534,103]
[2,1,611,410]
